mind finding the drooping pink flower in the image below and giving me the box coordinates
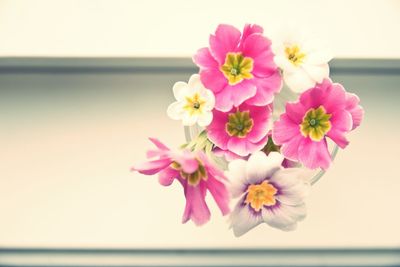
[272,79,364,170]
[131,138,230,226]
[207,103,271,157]
[193,24,282,112]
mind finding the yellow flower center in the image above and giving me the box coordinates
[225,110,254,138]
[183,93,206,116]
[245,181,278,212]
[220,52,254,85]
[171,159,207,186]
[285,45,306,66]
[300,106,332,141]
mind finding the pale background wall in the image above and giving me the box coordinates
[0,0,400,249]
[0,0,399,58]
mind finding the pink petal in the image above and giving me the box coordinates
[327,110,352,148]
[322,82,347,114]
[182,183,210,226]
[285,101,307,124]
[131,158,172,175]
[245,104,271,143]
[206,176,230,215]
[245,72,282,106]
[149,137,169,151]
[209,24,241,64]
[174,151,199,174]
[272,114,301,144]
[206,109,230,150]
[241,24,263,46]
[228,80,257,108]
[158,167,179,186]
[199,68,227,93]
[345,93,364,130]
[227,135,268,157]
[279,135,304,162]
[227,137,251,157]
[242,33,276,77]
[214,88,234,112]
[193,47,219,69]
[298,138,331,170]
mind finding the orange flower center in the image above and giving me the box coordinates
[245,181,278,212]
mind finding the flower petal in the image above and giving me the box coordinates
[302,63,329,83]
[197,111,213,127]
[262,203,306,231]
[242,33,276,77]
[226,159,248,198]
[193,47,219,69]
[272,114,301,144]
[284,68,316,93]
[131,158,172,175]
[206,176,230,215]
[200,68,227,93]
[158,167,179,186]
[298,138,331,170]
[327,110,352,148]
[230,198,263,237]
[209,24,241,64]
[172,81,188,101]
[182,183,211,225]
[245,72,283,106]
[246,151,283,184]
[167,101,184,120]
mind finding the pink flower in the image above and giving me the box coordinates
[193,24,282,112]
[207,103,271,157]
[131,138,230,226]
[272,79,363,170]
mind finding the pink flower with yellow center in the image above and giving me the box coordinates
[131,138,230,226]
[193,24,282,112]
[272,79,364,170]
[206,103,271,157]
[228,151,310,236]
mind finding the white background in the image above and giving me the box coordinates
[0,0,399,58]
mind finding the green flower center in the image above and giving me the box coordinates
[220,52,254,85]
[300,106,332,141]
[171,159,207,186]
[225,110,254,138]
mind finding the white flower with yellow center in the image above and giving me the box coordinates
[227,151,311,237]
[273,29,333,93]
[167,74,215,127]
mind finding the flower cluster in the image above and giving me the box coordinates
[131,24,364,236]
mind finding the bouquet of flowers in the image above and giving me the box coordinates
[132,24,364,237]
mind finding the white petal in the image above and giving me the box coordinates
[201,89,215,110]
[166,101,184,120]
[302,39,333,64]
[262,203,307,231]
[226,159,248,198]
[197,111,213,127]
[188,74,202,90]
[270,168,308,189]
[284,68,316,93]
[181,112,198,126]
[274,55,297,73]
[276,182,310,206]
[230,200,263,237]
[172,81,189,101]
[302,63,329,83]
[246,152,284,184]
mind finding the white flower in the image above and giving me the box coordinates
[227,151,310,237]
[273,29,333,93]
[167,74,215,127]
